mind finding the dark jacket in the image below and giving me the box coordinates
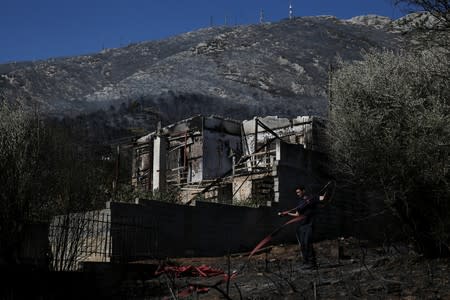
[296,195,319,226]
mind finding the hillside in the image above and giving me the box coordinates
[0,14,424,133]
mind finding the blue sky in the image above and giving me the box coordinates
[0,0,406,63]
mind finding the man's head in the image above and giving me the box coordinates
[296,185,305,197]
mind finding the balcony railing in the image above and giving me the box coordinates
[233,149,276,176]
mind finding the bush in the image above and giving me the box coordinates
[328,50,450,257]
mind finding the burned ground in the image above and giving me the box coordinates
[117,238,450,299]
[2,238,449,299]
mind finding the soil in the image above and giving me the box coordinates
[120,238,450,299]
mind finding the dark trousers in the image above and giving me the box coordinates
[296,222,316,264]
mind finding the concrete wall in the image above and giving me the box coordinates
[109,200,296,258]
[54,195,391,264]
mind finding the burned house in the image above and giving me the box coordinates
[132,115,242,203]
[132,115,327,207]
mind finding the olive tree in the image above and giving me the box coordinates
[328,50,449,257]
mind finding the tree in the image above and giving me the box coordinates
[394,0,450,26]
[328,50,450,257]
[0,103,33,263]
[0,103,113,264]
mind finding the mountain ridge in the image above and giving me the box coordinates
[1,14,422,125]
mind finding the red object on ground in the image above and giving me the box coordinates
[156,264,234,298]
[155,264,225,278]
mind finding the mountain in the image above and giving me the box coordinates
[0,15,415,132]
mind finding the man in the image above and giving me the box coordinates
[285,185,326,269]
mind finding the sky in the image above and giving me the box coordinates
[0,0,407,64]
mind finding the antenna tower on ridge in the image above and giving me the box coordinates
[289,1,294,20]
[260,8,265,24]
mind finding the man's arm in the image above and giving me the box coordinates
[287,211,300,217]
[287,198,314,217]
[278,210,299,217]
[278,191,328,216]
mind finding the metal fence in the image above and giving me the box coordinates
[49,211,158,271]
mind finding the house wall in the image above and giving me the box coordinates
[187,135,203,183]
[232,176,253,203]
[232,174,273,205]
[132,134,153,190]
[242,116,324,155]
[202,129,242,180]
